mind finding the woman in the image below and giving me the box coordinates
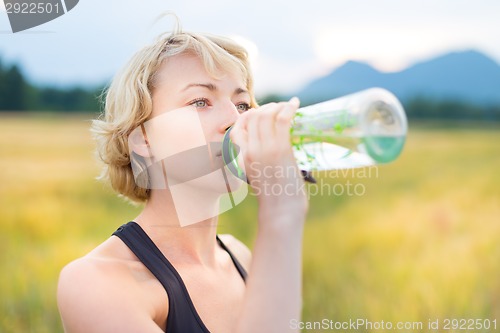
[57,25,308,333]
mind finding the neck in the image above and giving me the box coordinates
[134,188,221,266]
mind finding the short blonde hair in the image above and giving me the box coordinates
[91,26,257,203]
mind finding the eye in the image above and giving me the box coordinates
[190,98,210,109]
[236,103,250,113]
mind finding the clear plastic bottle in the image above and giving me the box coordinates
[222,87,408,182]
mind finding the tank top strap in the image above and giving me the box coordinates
[216,235,248,281]
[112,221,210,333]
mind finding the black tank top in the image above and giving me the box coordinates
[112,221,247,333]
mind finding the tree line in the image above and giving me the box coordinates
[0,57,103,112]
[1,57,499,121]
[404,97,500,121]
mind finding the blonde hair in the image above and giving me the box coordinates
[91,25,257,203]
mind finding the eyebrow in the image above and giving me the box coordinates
[182,83,249,96]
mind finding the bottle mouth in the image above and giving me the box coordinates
[222,127,248,182]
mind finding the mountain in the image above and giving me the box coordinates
[296,50,500,106]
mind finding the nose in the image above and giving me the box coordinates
[218,102,240,134]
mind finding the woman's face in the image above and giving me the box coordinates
[132,52,250,192]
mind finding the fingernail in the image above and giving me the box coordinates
[289,96,300,106]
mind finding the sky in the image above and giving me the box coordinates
[1,0,499,96]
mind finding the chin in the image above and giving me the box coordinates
[193,167,246,195]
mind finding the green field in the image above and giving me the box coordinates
[1,114,499,332]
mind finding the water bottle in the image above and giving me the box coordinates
[222,87,408,182]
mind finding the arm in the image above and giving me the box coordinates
[57,258,165,333]
[230,98,308,333]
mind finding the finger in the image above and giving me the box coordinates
[230,110,250,149]
[275,97,300,141]
[255,102,282,142]
[246,107,264,162]
[289,96,300,109]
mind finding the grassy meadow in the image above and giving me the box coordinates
[0,114,499,332]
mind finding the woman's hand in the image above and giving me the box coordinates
[229,97,308,228]
[230,97,308,333]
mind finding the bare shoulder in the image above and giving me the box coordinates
[57,237,166,333]
[218,234,252,272]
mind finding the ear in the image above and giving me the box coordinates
[128,125,152,157]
